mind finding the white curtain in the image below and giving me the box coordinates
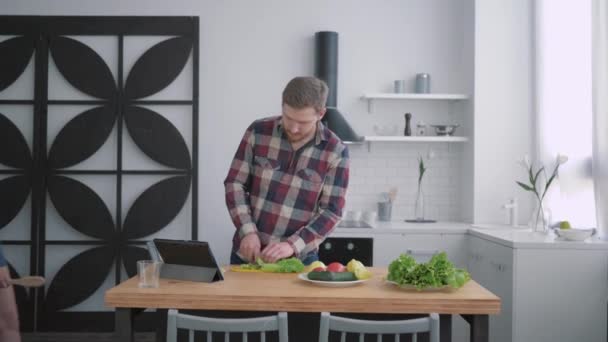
[593,0,608,238]
[536,0,596,229]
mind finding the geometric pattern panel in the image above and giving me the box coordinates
[0,16,199,332]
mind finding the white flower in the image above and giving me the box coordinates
[518,155,531,169]
[557,154,568,165]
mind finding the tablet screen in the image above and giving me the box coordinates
[153,239,221,269]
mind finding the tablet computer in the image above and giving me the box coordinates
[153,239,224,282]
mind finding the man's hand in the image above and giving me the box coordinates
[261,242,295,263]
[239,233,261,263]
[0,267,11,289]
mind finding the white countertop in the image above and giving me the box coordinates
[332,221,608,250]
[469,228,608,250]
[333,221,470,235]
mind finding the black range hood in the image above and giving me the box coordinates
[314,31,364,143]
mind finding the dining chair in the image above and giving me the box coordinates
[318,312,439,342]
[166,309,288,342]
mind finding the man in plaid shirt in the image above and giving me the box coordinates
[224,77,350,265]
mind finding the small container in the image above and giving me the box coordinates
[345,210,362,222]
[416,121,427,136]
[362,211,378,228]
[377,202,392,221]
[415,73,431,93]
[394,80,406,93]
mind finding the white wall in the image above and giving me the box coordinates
[473,0,535,225]
[348,142,464,222]
[1,0,534,264]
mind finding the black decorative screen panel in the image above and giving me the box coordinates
[0,16,199,331]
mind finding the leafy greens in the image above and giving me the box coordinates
[387,252,470,290]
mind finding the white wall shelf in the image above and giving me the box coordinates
[364,135,468,142]
[361,93,470,113]
[363,135,468,151]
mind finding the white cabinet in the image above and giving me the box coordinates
[373,231,470,342]
[468,234,608,342]
[468,236,513,342]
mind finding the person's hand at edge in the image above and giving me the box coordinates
[0,267,11,289]
[261,242,295,263]
[239,233,261,263]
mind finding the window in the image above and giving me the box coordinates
[535,0,596,227]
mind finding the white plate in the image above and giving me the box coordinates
[385,279,450,292]
[297,273,369,287]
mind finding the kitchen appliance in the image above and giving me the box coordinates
[404,113,412,136]
[315,31,363,143]
[318,237,373,266]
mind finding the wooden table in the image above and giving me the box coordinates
[105,267,500,342]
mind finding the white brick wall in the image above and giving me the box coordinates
[346,142,463,222]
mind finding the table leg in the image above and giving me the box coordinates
[439,314,452,342]
[156,309,168,342]
[461,314,489,342]
[116,308,135,342]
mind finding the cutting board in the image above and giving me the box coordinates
[229,265,264,273]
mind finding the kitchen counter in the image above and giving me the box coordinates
[333,221,470,235]
[469,228,608,250]
[333,221,608,250]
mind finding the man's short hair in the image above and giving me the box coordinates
[282,76,329,112]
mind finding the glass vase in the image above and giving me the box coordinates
[414,184,425,221]
[528,199,552,233]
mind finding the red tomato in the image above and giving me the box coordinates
[312,267,326,272]
[326,262,346,272]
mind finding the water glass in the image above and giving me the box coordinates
[137,260,162,288]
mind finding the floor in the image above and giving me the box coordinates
[21,333,155,342]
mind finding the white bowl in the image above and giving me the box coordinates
[554,228,596,241]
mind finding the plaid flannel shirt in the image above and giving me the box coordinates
[224,116,349,258]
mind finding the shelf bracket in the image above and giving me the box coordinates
[367,99,374,114]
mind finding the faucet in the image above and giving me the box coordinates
[502,198,519,227]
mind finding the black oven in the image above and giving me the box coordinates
[318,237,373,266]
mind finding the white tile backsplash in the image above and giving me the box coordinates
[346,142,463,222]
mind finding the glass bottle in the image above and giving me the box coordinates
[414,184,425,221]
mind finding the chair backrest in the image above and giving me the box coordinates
[318,312,439,342]
[166,309,288,342]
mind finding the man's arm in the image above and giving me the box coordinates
[287,146,350,257]
[224,124,261,262]
[224,124,257,237]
